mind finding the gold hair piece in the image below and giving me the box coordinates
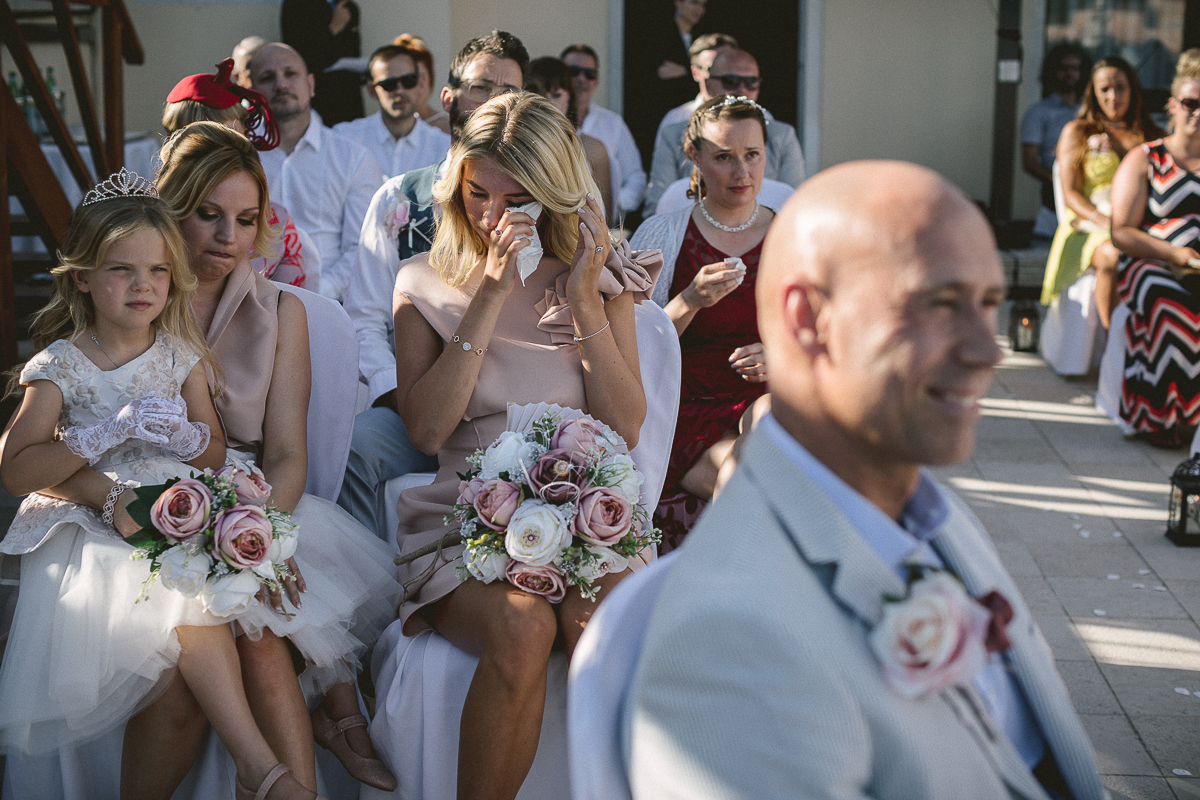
[81,167,160,206]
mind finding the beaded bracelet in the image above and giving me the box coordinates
[102,482,128,528]
[452,335,486,356]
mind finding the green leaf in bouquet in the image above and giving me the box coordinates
[124,528,163,550]
[124,478,179,535]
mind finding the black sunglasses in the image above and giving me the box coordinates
[567,65,599,81]
[1177,97,1200,113]
[711,74,761,92]
[373,73,420,92]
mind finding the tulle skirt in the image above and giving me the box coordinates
[0,490,400,757]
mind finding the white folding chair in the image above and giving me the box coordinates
[1096,303,1134,434]
[280,284,360,501]
[365,301,682,800]
[655,177,795,216]
[566,550,679,800]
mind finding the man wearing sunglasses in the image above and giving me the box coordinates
[334,44,451,179]
[337,30,529,537]
[561,43,648,221]
[644,48,805,214]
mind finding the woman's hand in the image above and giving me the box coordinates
[260,557,307,614]
[481,209,535,299]
[566,193,610,310]
[682,262,742,310]
[1169,246,1200,277]
[729,342,767,383]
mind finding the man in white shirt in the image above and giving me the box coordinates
[251,42,383,301]
[333,43,451,180]
[561,43,647,220]
[336,31,529,535]
[655,32,739,134]
[644,47,804,214]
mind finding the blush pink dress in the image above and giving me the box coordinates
[393,247,660,633]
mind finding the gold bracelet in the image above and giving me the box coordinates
[452,335,486,356]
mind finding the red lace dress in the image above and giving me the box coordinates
[655,218,767,551]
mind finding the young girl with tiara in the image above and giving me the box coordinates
[0,171,330,800]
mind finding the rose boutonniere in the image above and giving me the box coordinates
[384,193,431,251]
[869,570,1014,699]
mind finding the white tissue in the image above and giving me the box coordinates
[725,256,746,285]
[510,201,543,285]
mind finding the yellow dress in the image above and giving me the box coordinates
[1040,145,1120,305]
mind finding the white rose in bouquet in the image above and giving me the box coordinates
[480,431,544,480]
[202,569,262,618]
[574,545,630,582]
[465,547,510,583]
[267,523,298,564]
[505,499,572,566]
[602,453,644,504]
[158,545,213,598]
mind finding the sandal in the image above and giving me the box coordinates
[311,704,398,791]
[235,763,326,800]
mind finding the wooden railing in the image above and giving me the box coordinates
[0,0,143,372]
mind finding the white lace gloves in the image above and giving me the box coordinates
[61,393,211,464]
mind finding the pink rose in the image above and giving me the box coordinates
[869,572,992,699]
[505,560,567,603]
[386,198,411,237]
[150,478,213,543]
[458,476,487,506]
[527,449,588,503]
[217,464,272,506]
[473,479,522,530]
[552,417,606,456]
[212,505,273,569]
[573,486,633,546]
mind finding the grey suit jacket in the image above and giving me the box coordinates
[624,429,1105,800]
[643,117,806,215]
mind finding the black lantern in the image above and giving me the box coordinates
[1167,455,1200,546]
[1008,298,1041,353]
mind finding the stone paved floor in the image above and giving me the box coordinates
[930,346,1200,800]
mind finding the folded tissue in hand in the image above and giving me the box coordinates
[510,201,543,285]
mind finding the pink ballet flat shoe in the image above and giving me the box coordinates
[235,763,326,800]
[311,705,398,791]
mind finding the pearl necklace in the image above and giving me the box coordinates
[699,197,759,233]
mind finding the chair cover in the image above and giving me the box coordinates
[655,177,795,216]
[365,301,683,800]
[1095,303,1134,434]
[280,284,360,502]
[1038,271,1105,376]
[566,550,679,800]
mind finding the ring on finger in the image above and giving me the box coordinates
[594,246,604,254]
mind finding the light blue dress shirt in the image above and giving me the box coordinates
[759,413,1047,769]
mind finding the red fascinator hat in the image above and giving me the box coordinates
[166,59,280,151]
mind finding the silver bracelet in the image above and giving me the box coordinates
[452,335,486,356]
[574,321,611,343]
[102,483,128,528]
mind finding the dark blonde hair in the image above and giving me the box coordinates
[429,92,603,287]
[6,195,217,397]
[162,99,246,135]
[156,121,278,259]
[683,95,768,200]
[1172,48,1200,99]
[1070,57,1160,167]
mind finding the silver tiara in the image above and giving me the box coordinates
[81,167,159,206]
[720,94,769,122]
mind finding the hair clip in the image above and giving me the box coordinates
[81,168,160,206]
[719,94,769,121]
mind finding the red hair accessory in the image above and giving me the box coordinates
[166,58,280,151]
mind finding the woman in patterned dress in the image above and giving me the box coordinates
[1111,48,1200,446]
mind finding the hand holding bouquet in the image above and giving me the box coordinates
[124,460,298,617]
[448,404,659,602]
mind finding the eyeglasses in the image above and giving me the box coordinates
[373,73,420,92]
[710,74,761,92]
[454,78,522,104]
[567,65,599,81]
[1176,97,1200,114]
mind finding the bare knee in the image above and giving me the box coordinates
[236,631,294,684]
[1093,241,1119,273]
[480,595,557,687]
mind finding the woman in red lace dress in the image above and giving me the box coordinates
[631,95,774,549]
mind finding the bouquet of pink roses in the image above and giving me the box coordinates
[124,460,298,617]
[448,403,659,603]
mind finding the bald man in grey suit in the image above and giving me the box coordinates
[624,161,1105,800]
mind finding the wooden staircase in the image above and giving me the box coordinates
[1,0,143,377]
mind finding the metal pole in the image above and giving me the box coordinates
[989,0,1023,226]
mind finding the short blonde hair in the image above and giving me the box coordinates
[429,92,601,287]
[161,99,246,135]
[156,121,278,259]
[1172,48,1200,98]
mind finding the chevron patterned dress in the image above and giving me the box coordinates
[1117,140,1200,433]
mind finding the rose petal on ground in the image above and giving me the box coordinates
[1175,687,1191,695]
[1107,574,1120,580]
[1093,609,1107,616]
